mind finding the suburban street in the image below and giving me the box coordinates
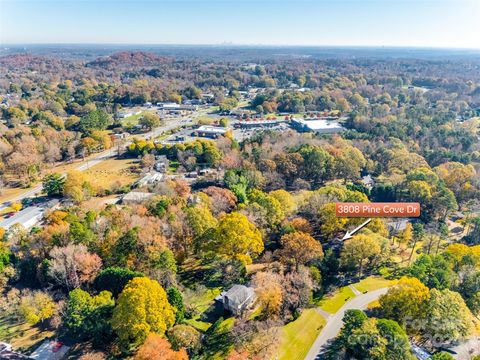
[305,288,389,360]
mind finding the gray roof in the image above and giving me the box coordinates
[122,191,154,203]
[387,219,409,232]
[224,285,255,305]
[361,175,375,186]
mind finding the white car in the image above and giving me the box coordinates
[0,342,13,353]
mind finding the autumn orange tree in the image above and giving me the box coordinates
[252,271,283,317]
[134,334,187,360]
[279,231,323,270]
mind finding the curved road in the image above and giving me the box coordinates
[305,287,389,360]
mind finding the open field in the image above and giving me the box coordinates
[277,309,326,360]
[317,286,356,314]
[0,187,29,204]
[83,158,139,191]
[120,111,148,127]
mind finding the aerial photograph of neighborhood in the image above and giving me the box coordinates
[0,0,479,359]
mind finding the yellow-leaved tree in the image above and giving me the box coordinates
[379,276,430,330]
[111,277,175,346]
[19,291,56,325]
[205,212,263,264]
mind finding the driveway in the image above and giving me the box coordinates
[304,287,389,360]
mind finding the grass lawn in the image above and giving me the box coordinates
[120,112,145,127]
[277,309,326,360]
[353,276,398,293]
[316,286,356,314]
[0,315,54,354]
[184,286,222,332]
[83,158,139,191]
[168,160,180,172]
[185,318,212,332]
[0,187,32,204]
[196,115,216,125]
[367,299,380,309]
[185,286,222,313]
[199,317,235,360]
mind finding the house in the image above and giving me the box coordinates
[134,173,164,188]
[30,340,70,360]
[113,132,130,139]
[157,102,197,115]
[235,119,287,129]
[118,111,133,118]
[131,124,148,134]
[121,191,155,204]
[361,175,375,190]
[387,219,410,235]
[217,285,256,316]
[184,99,203,106]
[154,155,169,173]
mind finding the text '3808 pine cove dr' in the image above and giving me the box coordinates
[335,203,421,218]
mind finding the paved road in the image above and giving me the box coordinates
[304,287,389,360]
[0,199,59,229]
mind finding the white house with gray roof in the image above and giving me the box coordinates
[217,284,256,316]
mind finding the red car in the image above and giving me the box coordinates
[51,341,63,353]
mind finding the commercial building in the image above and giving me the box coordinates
[118,110,141,118]
[0,199,59,230]
[291,117,345,134]
[193,125,227,139]
[157,102,197,115]
[134,173,164,188]
[235,119,287,129]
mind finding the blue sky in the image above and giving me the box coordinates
[1,0,479,48]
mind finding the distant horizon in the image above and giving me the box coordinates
[2,43,480,51]
[1,0,479,49]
